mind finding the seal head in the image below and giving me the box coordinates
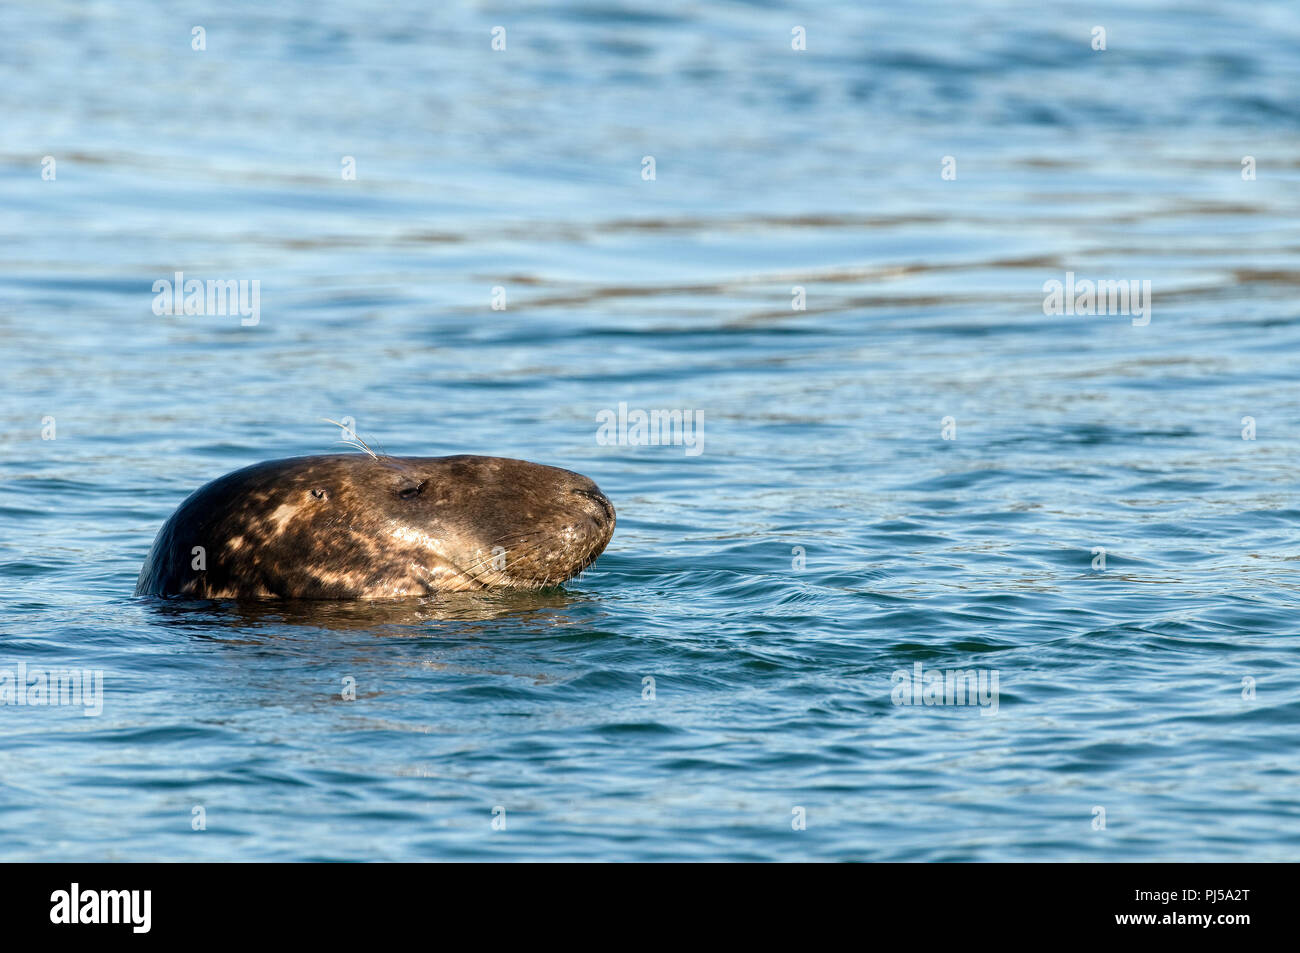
[135,454,616,599]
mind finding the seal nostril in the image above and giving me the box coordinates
[573,487,614,523]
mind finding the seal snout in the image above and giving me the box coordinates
[572,486,616,525]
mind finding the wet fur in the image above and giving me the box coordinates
[135,454,616,599]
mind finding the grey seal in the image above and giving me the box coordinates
[135,454,616,599]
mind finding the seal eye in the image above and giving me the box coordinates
[311,488,327,500]
[399,481,426,500]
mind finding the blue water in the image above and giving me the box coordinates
[2,0,1300,861]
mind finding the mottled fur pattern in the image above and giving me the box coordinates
[135,454,616,599]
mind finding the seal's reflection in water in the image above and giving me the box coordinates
[143,587,602,638]
[143,589,610,697]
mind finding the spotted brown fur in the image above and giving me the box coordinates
[135,454,616,599]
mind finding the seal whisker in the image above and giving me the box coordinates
[321,418,383,460]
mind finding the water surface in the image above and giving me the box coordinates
[2,0,1299,860]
